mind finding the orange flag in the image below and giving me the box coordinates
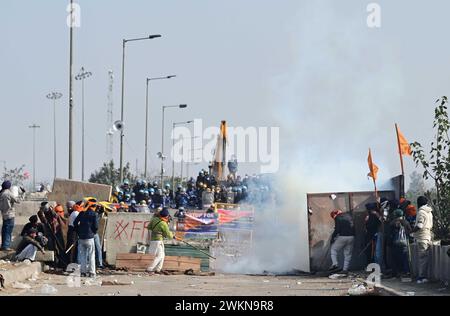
[396,125,412,156]
[367,149,379,180]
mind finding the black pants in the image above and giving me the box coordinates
[391,245,409,276]
[66,226,78,264]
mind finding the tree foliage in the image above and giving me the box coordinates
[406,171,427,203]
[1,165,29,186]
[411,96,450,240]
[88,160,136,189]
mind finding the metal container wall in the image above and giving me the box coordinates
[410,244,450,282]
[307,190,395,271]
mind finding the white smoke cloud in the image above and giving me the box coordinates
[214,1,408,274]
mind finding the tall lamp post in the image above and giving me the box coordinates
[160,104,187,185]
[68,0,75,180]
[28,124,40,192]
[171,120,193,189]
[46,92,63,180]
[75,67,92,181]
[119,34,162,184]
[144,75,176,179]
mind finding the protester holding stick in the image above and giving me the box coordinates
[146,207,173,275]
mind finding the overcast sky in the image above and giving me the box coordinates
[0,0,448,191]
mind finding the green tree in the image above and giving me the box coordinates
[89,160,136,189]
[411,96,450,240]
[1,165,29,186]
[406,171,427,203]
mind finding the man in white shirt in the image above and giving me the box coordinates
[412,196,433,284]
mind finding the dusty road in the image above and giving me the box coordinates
[2,272,355,296]
[2,270,448,296]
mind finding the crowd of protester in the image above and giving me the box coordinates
[362,196,432,283]
[16,198,104,277]
[0,179,104,276]
[328,194,434,284]
[1,179,183,277]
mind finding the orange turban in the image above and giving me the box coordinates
[405,204,417,217]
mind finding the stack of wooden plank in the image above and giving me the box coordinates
[115,253,201,272]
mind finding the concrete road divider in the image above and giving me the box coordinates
[1,262,42,287]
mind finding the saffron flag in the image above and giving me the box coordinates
[367,149,379,180]
[396,125,412,156]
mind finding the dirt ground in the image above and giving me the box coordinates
[2,272,355,296]
[1,269,449,296]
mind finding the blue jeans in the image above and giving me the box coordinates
[78,238,95,275]
[94,234,103,267]
[1,218,15,249]
[374,233,384,269]
[76,241,83,265]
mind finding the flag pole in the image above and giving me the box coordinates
[373,177,378,200]
[368,148,379,200]
[395,123,405,177]
[395,123,406,196]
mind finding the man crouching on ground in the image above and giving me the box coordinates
[146,207,174,275]
[15,228,45,261]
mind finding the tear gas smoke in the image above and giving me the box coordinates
[214,1,407,274]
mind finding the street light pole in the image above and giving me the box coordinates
[160,104,187,185]
[28,124,40,192]
[161,107,165,185]
[171,120,193,189]
[46,92,63,181]
[144,75,176,179]
[119,34,162,184]
[181,139,184,182]
[75,67,92,181]
[68,0,74,180]
[119,40,125,184]
[53,99,56,179]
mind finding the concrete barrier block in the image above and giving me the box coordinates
[104,213,153,265]
[35,251,55,262]
[48,178,111,205]
[1,262,42,287]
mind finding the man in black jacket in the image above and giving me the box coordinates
[15,228,45,261]
[20,215,45,237]
[74,200,98,277]
[329,209,355,274]
[364,203,382,264]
